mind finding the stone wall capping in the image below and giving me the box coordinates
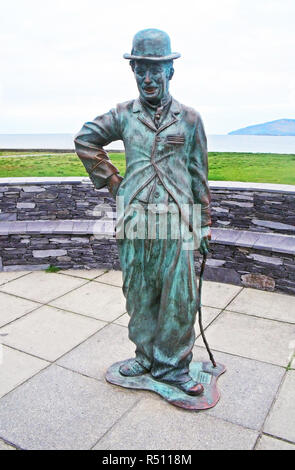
[213,228,295,255]
[213,229,242,245]
[209,181,295,194]
[26,221,50,234]
[5,221,28,234]
[53,221,74,234]
[1,220,294,255]
[0,223,10,236]
[253,233,295,255]
[210,228,222,241]
[0,177,90,186]
[234,231,261,248]
[40,221,61,234]
[71,222,92,235]
[1,177,295,194]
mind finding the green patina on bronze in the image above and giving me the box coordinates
[106,360,226,411]
[75,29,223,405]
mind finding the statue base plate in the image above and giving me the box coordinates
[106,359,226,410]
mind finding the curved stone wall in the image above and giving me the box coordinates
[0,177,294,294]
[0,178,295,235]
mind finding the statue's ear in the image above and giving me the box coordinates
[130,60,135,72]
[169,67,174,80]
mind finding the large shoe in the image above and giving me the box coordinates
[175,379,204,396]
[119,359,150,377]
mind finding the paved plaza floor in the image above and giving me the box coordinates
[0,269,294,450]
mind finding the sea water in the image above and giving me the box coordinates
[0,133,294,154]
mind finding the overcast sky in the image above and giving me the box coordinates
[0,0,294,134]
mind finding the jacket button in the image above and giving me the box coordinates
[155,136,161,142]
[154,192,160,198]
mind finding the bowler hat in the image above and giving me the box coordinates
[123,29,181,61]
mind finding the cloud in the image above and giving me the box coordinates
[0,0,294,134]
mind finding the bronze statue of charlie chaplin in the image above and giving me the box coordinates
[75,29,224,409]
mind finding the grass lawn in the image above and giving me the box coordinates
[0,152,295,184]
[208,152,295,184]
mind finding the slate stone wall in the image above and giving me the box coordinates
[1,230,294,295]
[1,181,294,235]
[195,244,295,296]
[0,183,114,222]
[211,189,295,234]
[0,233,120,271]
[0,178,294,295]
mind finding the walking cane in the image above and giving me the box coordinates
[198,253,217,368]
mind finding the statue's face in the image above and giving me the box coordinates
[133,60,173,104]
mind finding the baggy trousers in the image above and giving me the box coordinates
[117,201,199,384]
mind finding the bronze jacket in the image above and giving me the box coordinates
[74,97,211,227]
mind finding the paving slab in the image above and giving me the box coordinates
[0,271,30,286]
[264,370,295,443]
[0,365,139,450]
[202,281,242,309]
[256,434,295,450]
[57,323,135,381]
[195,311,295,367]
[114,313,129,327]
[0,439,16,450]
[195,306,222,332]
[59,269,105,280]
[227,288,295,323]
[93,396,258,450]
[95,270,123,287]
[0,292,40,327]
[0,270,292,450]
[0,305,105,361]
[50,282,126,322]
[0,271,87,303]
[193,346,285,430]
[0,345,49,398]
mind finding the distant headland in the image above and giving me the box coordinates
[229,119,295,136]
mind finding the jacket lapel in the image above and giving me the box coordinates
[133,98,157,132]
[133,97,181,133]
[157,98,181,133]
